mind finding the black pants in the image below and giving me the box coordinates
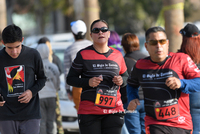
[78,113,124,134]
[149,124,192,134]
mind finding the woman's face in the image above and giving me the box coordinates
[90,21,110,46]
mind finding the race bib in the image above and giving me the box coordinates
[154,98,179,120]
[95,86,117,108]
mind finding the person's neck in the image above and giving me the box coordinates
[93,44,110,53]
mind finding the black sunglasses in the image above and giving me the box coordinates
[91,27,109,33]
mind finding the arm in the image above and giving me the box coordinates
[0,94,5,106]
[67,67,90,88]
[118,71,129,104]
[112,71,128,87]
[166,77,200,94]
[126,63,140,111]
[67,67,104,88]
[121,71,129,87]
[29,51,46,96]
[18,51,46,103]
[127,84,139,103]
[53,65,61,90]
[126,84,140,111]
[53,53,64,74]
[64,48,73,90]
[180,78,200,94]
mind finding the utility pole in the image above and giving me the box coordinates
[0,0,7,31]
[84,0,100,40]
[163,0,184,52]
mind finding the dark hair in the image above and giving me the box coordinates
[145,26,166,41]
[38,37,50,44]
[73,32,86,40]
[90,19,109,33]
[2,24,23,44]
[121,33,140,53]
[180,35,200,64]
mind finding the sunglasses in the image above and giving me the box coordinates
[91,27,109,33]
[146,39,168,46]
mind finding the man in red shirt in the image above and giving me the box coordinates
[127,26,200,134]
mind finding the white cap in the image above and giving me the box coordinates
[71,20,87,35]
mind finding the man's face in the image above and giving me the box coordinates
[2,38,24,59]
[145,32,169,63]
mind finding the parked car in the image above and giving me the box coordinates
[24,34,79,133]
[25,33,74,47]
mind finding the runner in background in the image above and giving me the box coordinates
[179,23,200,134]
[121,33,147,134]
[37,44,60,134]
[64,20,92,111]
[38,37,64,134]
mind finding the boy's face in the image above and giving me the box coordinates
[2,38,24,59]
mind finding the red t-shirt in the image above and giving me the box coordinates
[127,52,200,130]
[71,45,127,114]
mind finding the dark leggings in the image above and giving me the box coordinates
[78,114,124,134]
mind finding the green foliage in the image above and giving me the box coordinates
[99,0,162,34]
[14,0,73,16]
[14,0,196,35]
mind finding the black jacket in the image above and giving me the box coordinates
[121,50,147,103]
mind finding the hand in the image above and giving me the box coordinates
[0,101,5,106]
[67,93,73,101]
[89,76,103,88]
[165,77,181,90]
[66,89,73,101]
[127,99,140,112]
[112,76,123,86]
[18,90,32,103]
[0,95,5,106]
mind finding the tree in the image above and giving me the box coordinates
[163,0,184,52]
[84,0,100,40]
[0,0,7,31]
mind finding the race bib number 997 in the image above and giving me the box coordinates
[95,87,117,108]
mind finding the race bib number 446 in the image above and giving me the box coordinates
[95,87,117,108]
[154,98,179,120]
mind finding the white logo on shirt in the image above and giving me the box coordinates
[178,116,185,124]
